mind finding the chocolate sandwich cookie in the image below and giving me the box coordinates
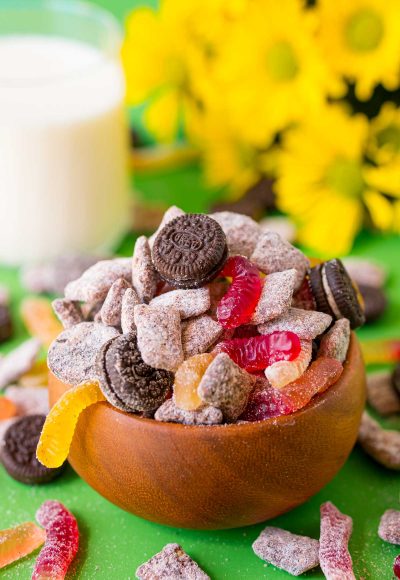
[1,415,65,484]
[97,332,173,413]
[152,214,228,288]
[391,364,400,397]
[358,284,388,323]
[309,265,334,318]
[0,304,13,343]
[310,259,365,329]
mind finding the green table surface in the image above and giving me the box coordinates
[0,160,400,579]
[1,1,400,578]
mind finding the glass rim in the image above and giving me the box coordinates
[0,0,123,87]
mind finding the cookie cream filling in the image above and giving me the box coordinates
[321,266,343,320]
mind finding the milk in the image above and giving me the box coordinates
[0,35,129,264]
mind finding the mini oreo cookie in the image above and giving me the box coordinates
[323,259,365,328]
[1,415,65,484]
[152,214,228,288]
[309,265,334,317]
[392,364,400,397]
[358,284,387,323]
[97,332,173,413]
[310,260,365,329]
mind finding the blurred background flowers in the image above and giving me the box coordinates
[123,0,400,257]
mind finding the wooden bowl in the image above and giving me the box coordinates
[48,334,366,530]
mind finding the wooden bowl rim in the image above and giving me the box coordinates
[51,334,363,437]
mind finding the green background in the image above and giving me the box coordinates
[1,1,400,578]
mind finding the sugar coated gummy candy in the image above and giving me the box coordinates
[174,353,215,411]
[394,555,400,579]
[265,340,313,389]
[240,378,292,421]
[0,522,46,569]
[37,381,105,469]
[279,357,343,413]
[216,331,301,373]
[20,297,63,347]
[217,256,262,329]
[0,396,17,420]
[319,501,355,580]
[32,500,79,580]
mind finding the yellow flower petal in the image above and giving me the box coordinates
[364,162,400,198]
[144,90,180,142]
[298,195,363,257]
[363,189,394,230]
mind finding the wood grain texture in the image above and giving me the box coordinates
[48,334,366,530]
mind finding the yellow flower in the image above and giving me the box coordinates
[122,1,252,142]
[276,106,399,256]
[316,0,400,100]
[368,102,400,165]
[212,0,336,147]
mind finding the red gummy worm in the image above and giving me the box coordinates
[217,256,262,329]
[32,500,79,580]
[217,331,301,373]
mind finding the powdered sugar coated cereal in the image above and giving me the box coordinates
[181,315,223,359]
[120,287,140,334]
[258,307,332,340]
[378,509,400,545]
[198,352,255,421]
[251,231,309,291]
[155,399,223,426]
[65,258,132,303]
[252,526,320,576]
[366,371,400,416]
[318,319,350,363]
[358,412,400,470]
[211,211,260,258]
[136,543,209,580]
[0,339,41,390]
[151,287,210,319]
[52,299,84,329]
[134,304,183,372]
[251,269,296,325]
[100,278,131,327]
[132,236,158,303]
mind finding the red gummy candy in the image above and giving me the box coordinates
[240,378,291,421]
[394,555,400,579]
[319,501,355,580]
[279,357,343,412]
[217,256,262,329]
[32,500,79,580]
[216,331,301,373]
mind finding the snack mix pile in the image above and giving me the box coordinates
[2,208,400,579]
[34,207,366,468]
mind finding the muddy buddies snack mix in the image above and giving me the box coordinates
[38,208,365,464]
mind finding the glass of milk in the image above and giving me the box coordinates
[0,0,129,264]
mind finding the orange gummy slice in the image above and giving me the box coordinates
[0,397,18,420]
[20,298,63,347]
[0,522,46,569]
[174,353,215,411]
[36,381,105,469]
[280,357,343,412]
